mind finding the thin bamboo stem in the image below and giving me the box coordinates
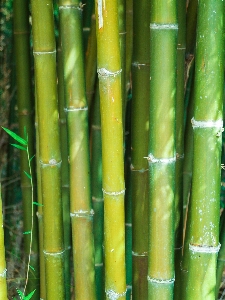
[59,1,96,298]
[31,0,65,298]
[95,0,126,298]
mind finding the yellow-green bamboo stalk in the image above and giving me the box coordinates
[184,0,224,298]
[148,1,177,298]
[13,0,39,296]
[131,0,150,298]
[95,0,126,298]
[31,1,65,298]
[0,184,7,299]
[59,1,96,298]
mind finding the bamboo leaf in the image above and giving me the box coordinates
[33,202,43,207]
[16,289,36,300]
[24,171,31,180]
[24,290,36,300]
[29,265,35,271]
[29,154,35,162]
[23,231,31,235]
[11,144,27,151]
[2,127,27,145]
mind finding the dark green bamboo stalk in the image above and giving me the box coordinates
[57,32,71,300]
[85,11,97,108]
[91,82,104,300]
[13,0,39,296]
[31,1,65,298]
[131,0,150,298]
[216,211,225,298]
[59,1,96,298]
[184,1,224,298]
[0,184,7,299]
[148,1,177,298]
[174,0,186,298]
[95,0,126,298]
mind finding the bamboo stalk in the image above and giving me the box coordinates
[148,1,177,298]
[59,1,96,298]
[95,0,126,298]
[91,82,104,299]
[184,0,224,298]
[131,0,150,298]
[13,0,39,296]
[174,0,186,298]
[0,184,7,299]
[31,0,65,298]
[57,31,71,300]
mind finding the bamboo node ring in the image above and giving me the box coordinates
[64,106,88,112]
[105,289,127,300]
[97,68,122,77]
[189,243,221,253]
[147,276,175,284]
[43,250,65,256]
[191,117,223,129]
[150,23,178,30]
[146,153,176,164]
[0,268,7,277]
[132,251,148,257]
[102,189,125,196]
[70,209,94,218]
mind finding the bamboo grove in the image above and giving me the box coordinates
[0,0,225,299]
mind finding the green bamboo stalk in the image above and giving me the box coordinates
[85,11,97,108]
[13,0,39,296]
[0,184,7,299]
[184,1,224,298]
[174,0,186,298]
[57,31,71,300]
[186,0,198,56]
[148,1,177,298]
[124,97,132,300]
[95,0,126,298]
[131,0,150,298]
[91,82,104,300]
[59,1,96,298]
[30,1,65,298]
[125,0,133,93]
[216,211,225,298]
[118,0,126,128]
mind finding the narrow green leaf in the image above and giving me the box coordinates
[24,290,36,300]
[11,144,27,151]
[29,154,35,162]
[24,171,31,180]
[2,127,27,145]
[23,231,31,235]
[16,289,24,299]
[33,202,43,207]
[29,265,35,271]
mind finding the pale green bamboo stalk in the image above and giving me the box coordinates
[0,184,7,299]
[59,1,96,298]
[95,0,126,298]
[131,0,150,298]
[148,1,177,298]
[31,1,65,298]
[13,0,39,296]
[184,1,224,299]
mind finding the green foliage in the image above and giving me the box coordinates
[14,289,36,300]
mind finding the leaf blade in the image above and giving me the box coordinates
[2,127,27,145]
